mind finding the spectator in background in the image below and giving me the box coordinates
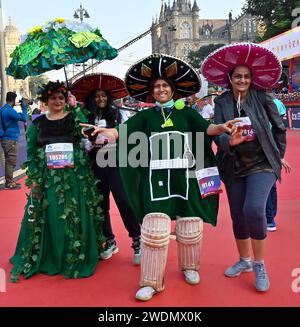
[201,99,214,122]
[0,92,27,190]
[266,98,291,232]
[31,100,42,115]
[120,98,131,122]
[185,96,200,112]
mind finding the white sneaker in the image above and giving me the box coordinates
[183,270,200,285]
[135,286,156,301]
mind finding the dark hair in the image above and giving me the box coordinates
[149,78,176,95]
[85,90,121,128]
[6,92,17,103]
[38,81,68,102]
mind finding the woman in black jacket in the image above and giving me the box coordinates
[202,43,291,292]
[71,74,141,265]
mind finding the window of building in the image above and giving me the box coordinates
[180,22,191,39]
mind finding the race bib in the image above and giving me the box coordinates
[45,143,74,169]
[235,116,257,141]
[196,167,222,199]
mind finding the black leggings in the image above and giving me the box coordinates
[225,172,276,240]
[93,164,141,240]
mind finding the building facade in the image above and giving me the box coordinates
[4,17,29,96]
[151,0,258,59]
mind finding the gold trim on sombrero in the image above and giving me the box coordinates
[128,84,147,91]
[165,61,178,77]
[141,64,152,78]
[177,81,198,87]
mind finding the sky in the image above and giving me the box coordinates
[2,0,247,80]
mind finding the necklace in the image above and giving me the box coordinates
[160,107,174,128]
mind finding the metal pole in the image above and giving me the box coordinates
[0,0,8,106]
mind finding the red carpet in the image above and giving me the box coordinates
[0,130,299,307]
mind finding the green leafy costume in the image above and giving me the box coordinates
[117,106,219,226]
[10,106,104,282]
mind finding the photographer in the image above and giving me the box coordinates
[0,92,28,190]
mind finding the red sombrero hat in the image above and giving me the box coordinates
[201,42,282,89]
[70,73,128,102]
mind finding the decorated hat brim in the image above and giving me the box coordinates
[70,73,128,102]
[201,42,282,89]
[125,53,201,103]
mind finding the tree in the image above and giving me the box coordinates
[243,0,299,40]
[29,75,49,98]
[187,44,225,69]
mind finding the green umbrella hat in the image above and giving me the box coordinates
[6,18,118,80]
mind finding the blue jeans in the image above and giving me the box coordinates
[226,172,276,240]
[266,183,277,224]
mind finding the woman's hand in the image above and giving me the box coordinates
[79,123,95,138]
[68,92,77,107]
[220,119,242,134]
[207,119,242,136]
[229,125,248,146]
[281,158,292,174]
[79,123,119,141]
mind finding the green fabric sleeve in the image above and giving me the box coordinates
[26,123,38,175]
[186,107,210,133]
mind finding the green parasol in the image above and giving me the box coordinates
[6,18,118,80]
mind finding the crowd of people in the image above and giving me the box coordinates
[0,42,292,301]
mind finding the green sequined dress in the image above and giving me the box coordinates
[10,107,104,282]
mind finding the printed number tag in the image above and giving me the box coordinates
[45,143,74,169]
[196,167,222,199]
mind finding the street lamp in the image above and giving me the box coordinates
[73,4,90,24]
[227,10,233,44]
[72,4,90,76]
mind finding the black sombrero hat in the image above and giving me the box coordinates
[70,73,128,103]
[125,53,201,103]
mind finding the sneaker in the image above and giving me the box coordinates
[131,237,141,265]
[135,286,156,301]
[224,259,253,277]
[4,181,21,190]
[99,239,119,260]
[253,262,270,292]
[267,221,277,232]
[183,270,200,285]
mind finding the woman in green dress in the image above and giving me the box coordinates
[81,54,238,301]
[10,81,104,282]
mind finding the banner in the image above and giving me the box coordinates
[288,107,300,129]
[260,26,300,61]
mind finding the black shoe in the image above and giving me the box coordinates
[4,181,21,190]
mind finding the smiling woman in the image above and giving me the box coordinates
[81,53,239,302]
[202,42,289,293]
[9,80,105,282]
